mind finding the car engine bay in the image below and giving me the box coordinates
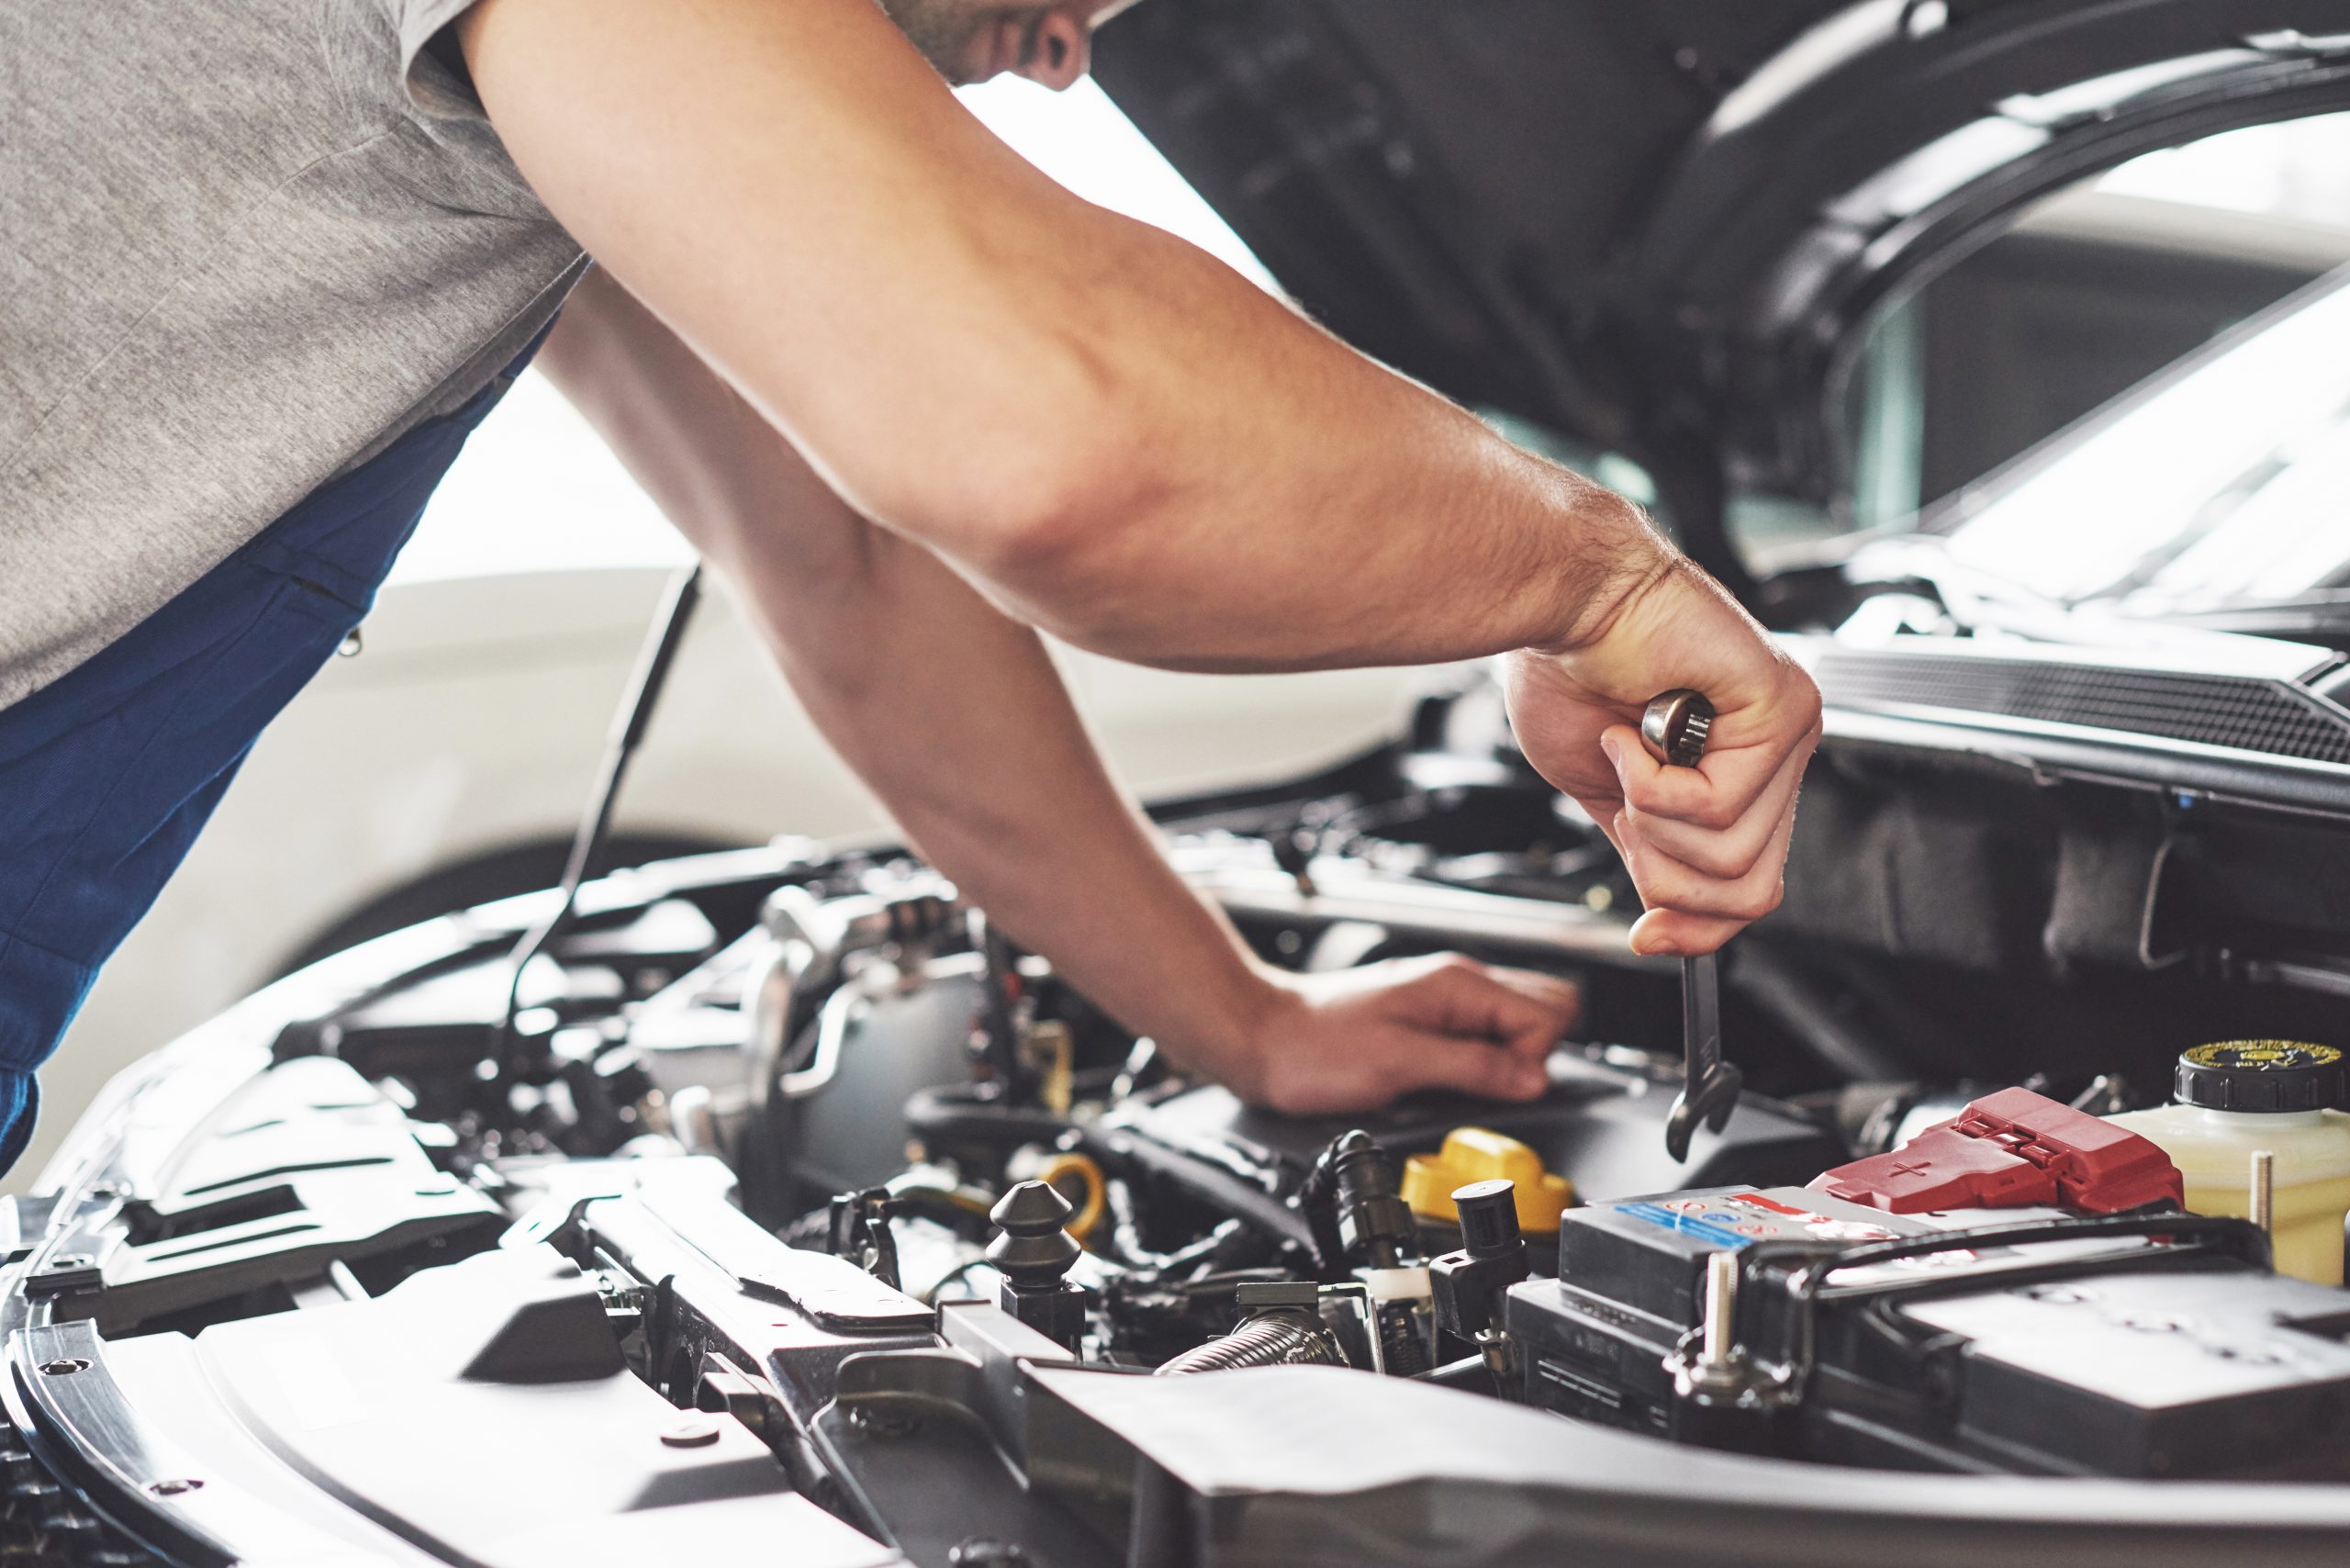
[19,647,2350,1566]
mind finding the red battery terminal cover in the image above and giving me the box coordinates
[1809,1086,2184,1215]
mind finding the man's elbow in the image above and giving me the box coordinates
[899,404,1167,621]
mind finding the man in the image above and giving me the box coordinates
[0,0,1820,1168]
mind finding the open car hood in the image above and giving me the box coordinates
[1094,0,2350,579]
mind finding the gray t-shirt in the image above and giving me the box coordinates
[0,0,587,710]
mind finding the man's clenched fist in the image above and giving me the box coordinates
[1505,546,1822,957]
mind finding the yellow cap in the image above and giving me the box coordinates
[1399,1127,1574,1232]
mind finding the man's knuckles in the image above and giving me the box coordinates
[1625,819,1766,879]
[1626,850,1785,923]
[1621,833,1760,897]
[1621,770,1749,832]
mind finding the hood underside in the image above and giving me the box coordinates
[1095,0,2350,527]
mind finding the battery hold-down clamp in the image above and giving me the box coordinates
[1809,1086,2183,1215]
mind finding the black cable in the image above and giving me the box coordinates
[496,565,703,1071]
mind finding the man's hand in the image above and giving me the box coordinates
[1505,547,1823,958]
[1218,954,1580,1115]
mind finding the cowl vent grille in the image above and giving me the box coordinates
[1815,648,2350,766]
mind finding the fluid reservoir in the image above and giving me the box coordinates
[2107,1042,2350,1284]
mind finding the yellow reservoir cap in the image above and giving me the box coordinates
[1400,1127,1573,1232]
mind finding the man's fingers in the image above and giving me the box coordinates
[1628,905,1750,957]
[1389,1034,1550,1102]
[1416,956,1575,1054]
[1481,964,1582,1016]
[1603,722,1781,834]
[1476,967,1583,1053]
[1592,680,1818,955]
[1619,795,1797,921]
[1625,725,1816,879]
[1618,798,1801,952]
[1252,958,1577,1114]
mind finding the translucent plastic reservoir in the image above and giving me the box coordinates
[2105,1104,2350,1284]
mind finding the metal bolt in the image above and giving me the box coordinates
[147,1478,203,1497]
[948,1540,1030,1567]
[39,1359,89,1376]
[658,1417,722,1449]
[1473,1327,1521,1401]
[1700,1251,1739,1372]
[847,1404,922,1439]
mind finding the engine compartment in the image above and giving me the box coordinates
[21,679,2350,1565]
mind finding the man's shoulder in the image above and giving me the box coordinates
[0,0,580,721]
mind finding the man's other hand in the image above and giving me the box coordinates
[1505,550,1823,958]
[1224,954,1579,1115]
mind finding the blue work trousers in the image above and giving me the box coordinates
[0,348,537,1173]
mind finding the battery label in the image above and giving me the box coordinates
[1619,1202,1754,1249]
[1617,1192,1901,1250]
[1728,1191,1810,1216]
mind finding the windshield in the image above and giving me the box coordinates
[1930,268,2350,612]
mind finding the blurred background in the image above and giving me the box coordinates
[22,83,2350,1192]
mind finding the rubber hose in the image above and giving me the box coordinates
[903,1085,1075,1148]
[1153,1309,1344,1375]
[1079,1125,1315,1255]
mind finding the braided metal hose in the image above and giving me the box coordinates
[1378,1304,1431,1378]
[1154,1310,1344,1375]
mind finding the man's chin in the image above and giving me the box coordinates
[876,0,989,84]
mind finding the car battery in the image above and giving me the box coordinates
[1507,1184,2350,1477]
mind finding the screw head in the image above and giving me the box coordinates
[46,1256,92,1272]
[659,1417,722,1449]
[148,1478,203,1497]
[39,1359,89,1376]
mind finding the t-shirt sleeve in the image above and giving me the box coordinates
[389,0,498,122]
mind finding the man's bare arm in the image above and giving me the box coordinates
[460,0,1820,956]
[461,0,1649,672]
[535,268,1577,1110]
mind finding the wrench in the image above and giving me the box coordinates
[1638,689,1744,1162]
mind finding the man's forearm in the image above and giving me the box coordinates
[461,0,1667,676]
[536,274,1286,1091]
[735,520,1284,1086]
